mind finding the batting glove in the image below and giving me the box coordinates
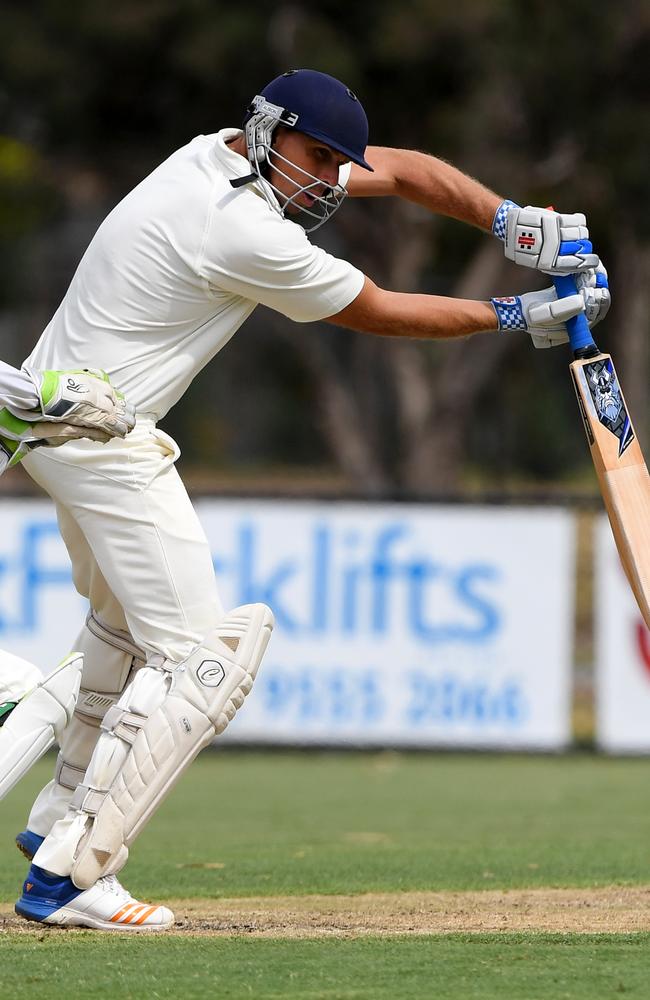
[491,264,610,349]
[8,368,136,439]
[493,200,600,274]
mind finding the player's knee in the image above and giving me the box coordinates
[73,611,146,725]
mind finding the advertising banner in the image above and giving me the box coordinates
[0,499,575,749]
[595,516,650,752]
[0,500,88,666]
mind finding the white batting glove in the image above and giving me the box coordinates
[492,200,600,274]
[574,263,611,326]
[10,368,136,440]
[491,265,610,349]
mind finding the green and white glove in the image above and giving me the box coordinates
[17,368,136,437]
[0,368,136,472]
[0,411,112,471]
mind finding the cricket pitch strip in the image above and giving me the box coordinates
[3,886,650,936]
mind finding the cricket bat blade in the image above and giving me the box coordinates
[571,353,650,628]
[552,269,650,629]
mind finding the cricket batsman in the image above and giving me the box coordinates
[0,362,134,804]
[10,69,609,931]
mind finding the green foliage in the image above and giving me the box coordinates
[0,2,648,487]
[0,138,56,265]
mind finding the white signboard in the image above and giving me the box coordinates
[0,500,89,666]
[200,501,576,748]
[595,515,650,752]
[0,499,575,749]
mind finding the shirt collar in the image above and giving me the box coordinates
[212,128,281,212]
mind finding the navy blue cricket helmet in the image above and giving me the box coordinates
[248,69,372,171]
[240,69,372,231]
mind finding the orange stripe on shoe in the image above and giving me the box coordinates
[111,903,136,923]
[133,906,158,925]
[122,905,147,924]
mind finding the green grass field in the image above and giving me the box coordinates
[2,751,650,998]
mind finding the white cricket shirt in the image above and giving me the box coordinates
[25,129,364,419]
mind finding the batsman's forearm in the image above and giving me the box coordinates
[328,281,498,340]
[352,147,503,233]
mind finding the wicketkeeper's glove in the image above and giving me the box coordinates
[491,263,610,349]
[0,411,114,472]
[16,368,136,438]
[493,200,600,274]
[0,368,135,438]
[0,368,136,472]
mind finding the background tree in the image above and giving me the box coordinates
[0,0,647,496]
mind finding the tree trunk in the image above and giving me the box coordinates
[390,241,517,494]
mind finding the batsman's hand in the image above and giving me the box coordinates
[491,264,610,349]
[11,368,136,440]
[493,200,600,274]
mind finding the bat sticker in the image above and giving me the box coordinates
[585,358,635,457]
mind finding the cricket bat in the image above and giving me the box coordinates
[553,273,650,629]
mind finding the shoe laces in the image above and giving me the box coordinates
[96,874,160,912]
[97,874,132,903]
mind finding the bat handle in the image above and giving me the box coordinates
[552,274,600,359]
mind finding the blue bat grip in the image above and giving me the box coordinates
[552,274,595,354]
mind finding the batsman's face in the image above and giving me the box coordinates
[270,129,348,213]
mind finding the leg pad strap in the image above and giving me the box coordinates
[100,705,148,745]
[71,784,108,816]
[55,756,87,792]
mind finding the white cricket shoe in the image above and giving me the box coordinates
[16,865,174,931]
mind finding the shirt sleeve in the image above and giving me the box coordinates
[0,361,39,411]
[199,198,365,324]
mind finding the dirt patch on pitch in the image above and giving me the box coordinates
[3,886,650,937]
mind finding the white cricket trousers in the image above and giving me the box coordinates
[21,417,224,851]
[22,417,223,659]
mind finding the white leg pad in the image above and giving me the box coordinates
[26,612,145,837]
[67,603,273,888]
[0,654,83,801]
[32,663,170,876]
